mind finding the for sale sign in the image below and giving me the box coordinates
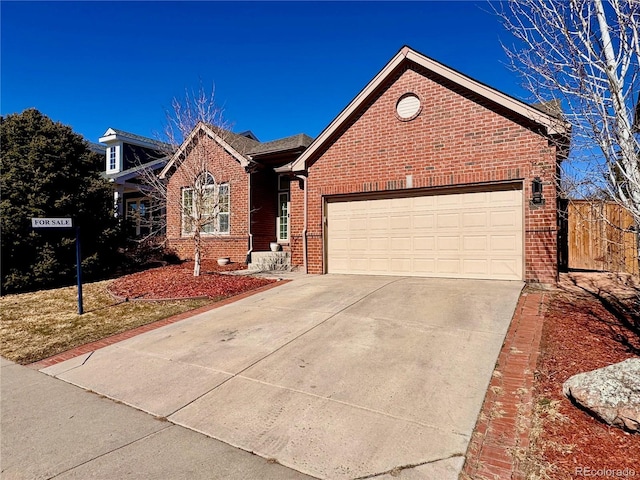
[31,218,73,228]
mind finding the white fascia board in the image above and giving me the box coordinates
[274,163,294,174]
[98,133,118,144]
[291,47,569,172]
[159,122,249,179]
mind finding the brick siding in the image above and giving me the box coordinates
[290,65,560,283]
[165,135,250,263]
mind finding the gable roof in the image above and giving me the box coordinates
[159,122,253,179]
[159,122,314,178]
[289,45,570,173]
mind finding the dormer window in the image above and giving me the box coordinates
[109,147,117,170]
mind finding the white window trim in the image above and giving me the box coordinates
[181,179,230,237]
[126,197,152,237]
[277,191,290,243]
[109,147,118,170]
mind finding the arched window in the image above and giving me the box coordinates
[181,172,230,235]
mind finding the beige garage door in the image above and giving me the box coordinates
[326,188,523,280]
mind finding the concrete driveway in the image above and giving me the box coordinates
[42,275,523,479]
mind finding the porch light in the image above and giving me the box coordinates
[531,177,544,205]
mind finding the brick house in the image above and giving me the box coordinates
[163,46,569,283]
[159,124,312,264]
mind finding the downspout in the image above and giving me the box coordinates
[295,174,308,274]
[246,170,253,264]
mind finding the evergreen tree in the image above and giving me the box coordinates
[1,109,122,293]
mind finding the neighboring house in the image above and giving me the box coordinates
[87,142,107,155]
[98,128,171,238]
[162,45,570,283]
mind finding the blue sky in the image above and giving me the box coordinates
[1,1,526,145]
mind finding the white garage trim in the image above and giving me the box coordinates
[325,186,524,280]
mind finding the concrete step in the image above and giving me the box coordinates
[248,251,291,271]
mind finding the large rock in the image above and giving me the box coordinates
[563,358,640,432]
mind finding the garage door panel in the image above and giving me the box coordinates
[349,257,370,271]
[414,236,436,251]
[437,258,462,274]
[436,195,462,206]
[369,257,390,272]
[327,188,523,280]
[390,197,412,209]
[463,259,489,275]
[391,237,411,250]
[350,217,368,231]
[490,189,522,205]
[462,191,488,205]
[330,256,349,271]
[437,213,460,228]
[390,257,412,273]
[437,236,460,251]
[491,210,520,227]
[413,214,435,228]
[370,237,389,251]
[491,259,520,277]
[390,215,411,230]
[413,195,435,208]
[369,216,389,231]
[412,258,436,273]
[330,237,349,251]
[463,235,488,251]
[463,211,488,228]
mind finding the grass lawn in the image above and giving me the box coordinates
[0,280,211,364]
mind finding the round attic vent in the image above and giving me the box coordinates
[396,94,421,120]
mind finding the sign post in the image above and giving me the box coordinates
[75,226,83,315]
[31,218,83,315]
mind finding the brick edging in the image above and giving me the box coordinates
[27,280,291,370]
[461,289,547,480]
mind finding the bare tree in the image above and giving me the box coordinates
[496,0,640,236]
[141,85,231,277]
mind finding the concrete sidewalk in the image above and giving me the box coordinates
[0,357,315,480]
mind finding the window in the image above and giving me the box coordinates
[126,198,152,237]
[277,192,289,242]
[277,175,290,242]
[182,173,230,235]
[109,146,117,170]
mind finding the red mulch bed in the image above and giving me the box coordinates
[108,260,275,300]
[530,281,640,478]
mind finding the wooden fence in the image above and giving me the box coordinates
[563,200,638,275]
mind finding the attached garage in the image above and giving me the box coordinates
[326,186,523,280]
[283,46,570,283]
